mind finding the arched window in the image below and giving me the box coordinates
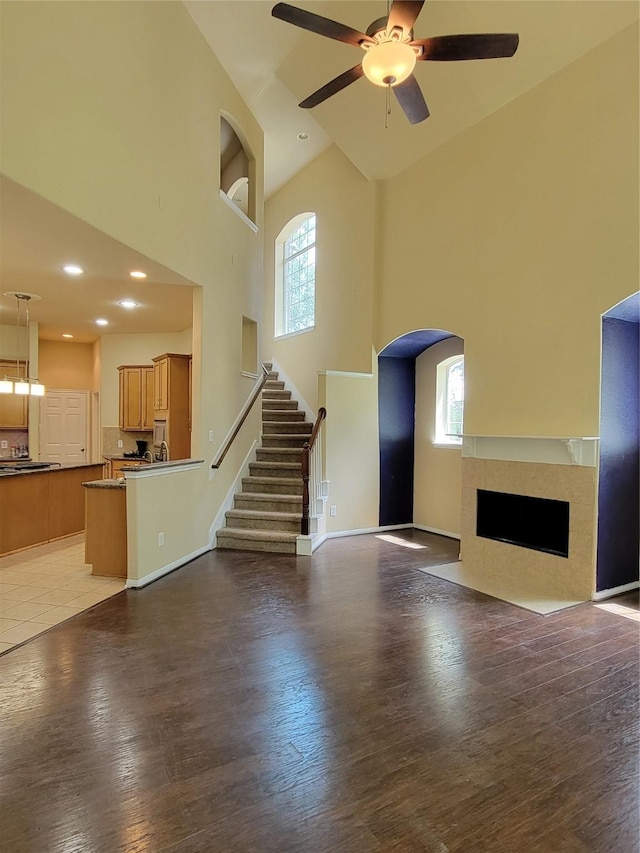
[275,213,316,338]
[435,355,464,444]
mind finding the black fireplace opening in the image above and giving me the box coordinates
[476,489,570,558]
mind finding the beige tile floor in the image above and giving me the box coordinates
[0,534,125,654]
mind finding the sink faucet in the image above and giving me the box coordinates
[143,450,154,463]
[159,441,169,462]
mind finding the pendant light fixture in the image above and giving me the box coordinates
[0,292,45,396]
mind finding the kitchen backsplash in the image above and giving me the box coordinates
[0,429,29,459]
[102,427,153,456]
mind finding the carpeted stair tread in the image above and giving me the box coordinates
[234,491,302,504]
[225,508,301,532]
[219,527,298,542]
[226,508,301,522]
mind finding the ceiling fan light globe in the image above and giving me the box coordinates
[362,40,416,87]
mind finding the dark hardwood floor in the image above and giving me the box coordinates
[1,530,638,852]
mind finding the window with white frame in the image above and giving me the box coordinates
[435,355,464,444]
[275,213,316,337]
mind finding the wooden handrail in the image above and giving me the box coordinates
[301,407,327,536]
[211,365,270,469]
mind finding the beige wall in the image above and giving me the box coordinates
[39,340,94,391]
[100,330,192,426]
[414,337,464,537]
[263,145,377,410]
[0,324,29,361]
[321,363,380,535]
[379,24,639,437]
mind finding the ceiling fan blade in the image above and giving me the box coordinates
[414,33,519,61]
[387,1,425,35]
[272,3,373,47]
[393,75,430,124]
[299,64,365,109]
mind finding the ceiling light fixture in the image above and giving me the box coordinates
[62,334,74,339]
[95,318,109,326]
[362,38,416,87]
[62,264,84,276]
[129,270,147,279]
[297,132,310,141]
[0,293,45,396]
[118,300,138,309]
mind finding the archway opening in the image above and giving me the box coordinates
[378,329,464,536]
[596,292,640,596]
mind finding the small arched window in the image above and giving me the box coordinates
[275,213,316,337]
[435,355,464,444]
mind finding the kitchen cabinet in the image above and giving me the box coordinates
[84,483,127,578]
[152,353,191,460]
[0,464,105,556]
[0,360,28,428]
[153,357,169,412]
[118,365,154,432]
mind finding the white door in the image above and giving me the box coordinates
[40,390,89,465]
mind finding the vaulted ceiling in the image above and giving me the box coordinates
[187,1,639,197]
[1,1,637,342]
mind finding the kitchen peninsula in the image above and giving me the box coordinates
[0,462,105,556]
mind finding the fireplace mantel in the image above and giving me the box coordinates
[462,435,599,467]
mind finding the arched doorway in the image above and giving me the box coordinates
[596,292,640,596]
[378,329,464,534]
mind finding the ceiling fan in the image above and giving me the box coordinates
[272,1,519,124]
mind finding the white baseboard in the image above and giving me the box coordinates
[296,532,327,555]
[592,580,640,601]
[126,544,211,589]
[325,523,412,539]
[413,524,460,541]
[209,440,257,548]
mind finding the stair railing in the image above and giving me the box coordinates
[212,365,270,469]
[301,407,327,536]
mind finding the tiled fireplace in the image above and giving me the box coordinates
[459,436,599,605]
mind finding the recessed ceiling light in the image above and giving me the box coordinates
[62,333,74,339]
[297,132,310,141]
[118,300,138,309]
[62,264,84,276]
[129,270,147,279]
[95,318,109,326]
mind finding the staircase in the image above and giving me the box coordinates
[216,365,312,554]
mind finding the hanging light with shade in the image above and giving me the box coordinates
[0,292,45,396]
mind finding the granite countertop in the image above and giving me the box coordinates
[0,462,105,478]
[103,454,146,460]
[83,478,126,489]
[120,458,204,472]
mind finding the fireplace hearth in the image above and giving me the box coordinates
[476,489,570,558]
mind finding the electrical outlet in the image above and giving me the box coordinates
[158,532,164,546]
[209,430,214,442]
[330,505,337,517]
[117,440,123,448]
[0,441,7,450]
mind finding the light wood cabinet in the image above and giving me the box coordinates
[153,358,169,412]
[152,353,191,460]
[0,360,28,428]
[84,485,127,578]
[118,365,154,432]
[0,464,105,556]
